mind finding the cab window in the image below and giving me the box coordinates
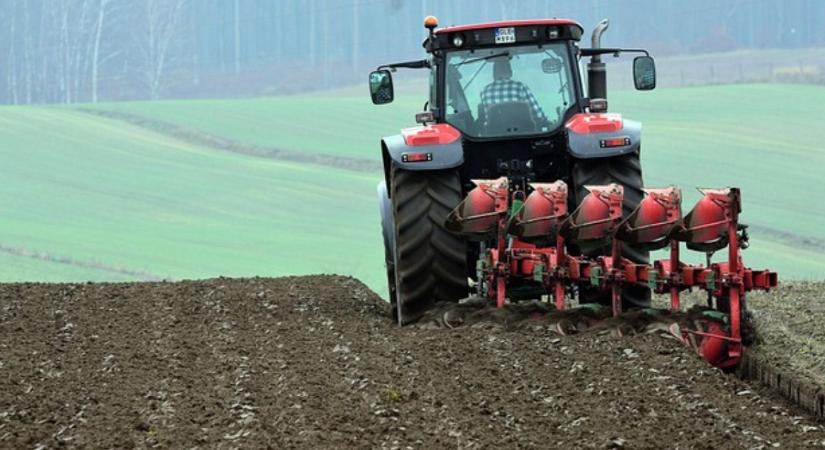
[445,43,575,138]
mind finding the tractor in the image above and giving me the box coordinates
[370,17,775,368]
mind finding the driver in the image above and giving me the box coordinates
[480,57,548,123]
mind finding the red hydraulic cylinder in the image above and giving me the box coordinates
[669,240,680,311]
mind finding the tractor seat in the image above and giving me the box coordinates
[481,102,538,135]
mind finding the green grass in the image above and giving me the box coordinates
[0,107,385,288]
[88,95,420,160]
[90,83,825,279]
[0,252,135,282]
[609,84,825,276]
[1,83,823,294]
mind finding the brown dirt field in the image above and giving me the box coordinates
[747,282,825,387]
[1,276,824,449]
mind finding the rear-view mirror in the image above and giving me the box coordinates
[633,56,656,91]
[369,70,394,105]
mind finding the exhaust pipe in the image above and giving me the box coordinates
[588,19,609,111]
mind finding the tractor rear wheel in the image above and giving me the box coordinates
[390,165,468,324]
[571,152,651,308]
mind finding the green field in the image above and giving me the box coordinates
[0,107,384,287]
[1,83,823,294]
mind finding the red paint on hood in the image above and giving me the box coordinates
[566,113,624,134]
[401,124,462,146]
[435,19,582,35]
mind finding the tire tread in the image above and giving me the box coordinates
[390,166,468,323]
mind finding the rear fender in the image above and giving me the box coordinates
[381,124,464,192]
[566,113,642,159]
[377,181,395,266]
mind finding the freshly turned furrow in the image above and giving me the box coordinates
[740,349,825,422]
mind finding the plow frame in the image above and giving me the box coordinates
[448,182,777,368]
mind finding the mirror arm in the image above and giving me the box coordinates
[581,48,650,58]
[377,59,431,71]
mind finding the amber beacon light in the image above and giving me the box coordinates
[424,15,438,30]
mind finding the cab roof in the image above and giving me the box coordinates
[434,19,583,35]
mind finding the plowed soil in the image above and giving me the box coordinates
[747,283,825,386]
[674,282,825,392]
[1,276,824,449]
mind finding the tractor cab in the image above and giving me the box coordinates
[369,17,656,141]
[434,19,584,139]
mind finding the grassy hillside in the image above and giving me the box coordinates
[88,95,417,160]
[0,107,384,287]
[91,83,825,279]
[615,84,825,276]
[1,83,822,294]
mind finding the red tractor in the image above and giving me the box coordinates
[370,17,775,368]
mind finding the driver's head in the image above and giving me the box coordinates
[493,58,512,80]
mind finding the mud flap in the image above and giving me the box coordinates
[377,181,397,315]
[377,181,394,266]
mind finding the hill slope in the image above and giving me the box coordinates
[0,107,384,286]
[86,83,825,279]
[0,84,822,291]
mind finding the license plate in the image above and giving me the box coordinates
[495,27,516,44]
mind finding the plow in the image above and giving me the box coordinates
[369,15,778,370]
[445,180,776,368]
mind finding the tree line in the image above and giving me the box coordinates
[1,0,823,105]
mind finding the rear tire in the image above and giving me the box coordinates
[390,165,468,324]
[571,153,650,308]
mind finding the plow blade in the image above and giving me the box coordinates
[508,180,568,245]
[618,186,682,250]
[677,188,740,252]
[563,183,624,250]
[445,177,508,240]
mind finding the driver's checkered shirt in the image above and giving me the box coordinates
[480,79,547,120]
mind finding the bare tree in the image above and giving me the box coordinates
[139,0,185,99]
[233,0,241,75]
[0,0,823,105]
[71,0,93,103]
[91,0,110,103]
[21,0,33,103]
[309,0,316,66]
[7,0,19,104]
[57,0,73,103]
[352,0,359,74]
[43,0,95,104]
